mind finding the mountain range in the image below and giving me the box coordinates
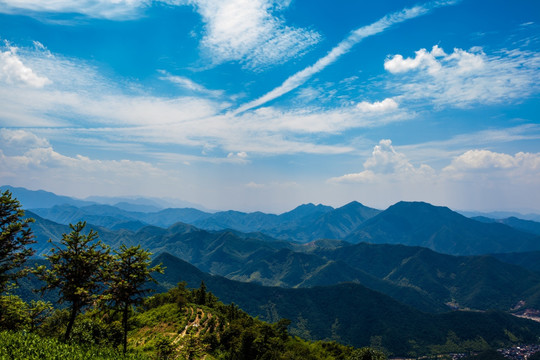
[25,207,540,314]
[8,185,540,356]
[149,252,540,355]
[17,251,540,356]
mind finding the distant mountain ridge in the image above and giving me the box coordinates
[28,199,382,243]
[347,201,540,255]
[473,216,540,236]
[1,185,96,208]
[26,210,540,314]
[8,186,540,249]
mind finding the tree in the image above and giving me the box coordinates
[105,244,163,355]
[0,190,35,294]
[35,221,111,342]
[196,280,207,305]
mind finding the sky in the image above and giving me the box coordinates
[0,0,539,214]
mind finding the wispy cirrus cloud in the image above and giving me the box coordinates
[0,0,150,19]
[385,45,540,107]
[234,0,459,114]
[0,0,321,69]
[158,70,225,98]
[190,0,321,70]
[0,40,411,157]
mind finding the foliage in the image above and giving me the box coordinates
[34,221,111,341]
[0,330,148,359]
[0,293,52,331]
[0,189,35,294]
[105,244,163,354]
[132,283,387,360]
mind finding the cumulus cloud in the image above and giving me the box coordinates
[0,45,50,88]
[356,98,398,113]
[443,149,540,182]
[385,45,540,107]
[189,0,320,70]
[384,45,446,74]
[0,129,183,197]
[326,141,540,212]
[0,128,50,151]
[328,139,435,183]
[226,151,249,163]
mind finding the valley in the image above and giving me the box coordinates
[4,185,540,357]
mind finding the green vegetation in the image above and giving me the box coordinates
[129,282,384,359]
[34,221,112,341]
[1,195,386,359]
[0,189,35,293]
[105,244,164,354]
[3,193,540,358]
[0,330,146,360]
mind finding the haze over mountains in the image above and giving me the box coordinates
[8,185,538,255]
[5,185,540,354]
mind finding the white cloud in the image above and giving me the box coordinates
[0,45,50,88]
[0,129,178,197]
[328,139,435,183]
[246,181,265,189]
[356,98,398,113]
[226,151,249,163]
[443,150,540,182]
[326,141,540,212]
[190,0,320,69]
[384,45,445,74]
[234,0,458,114]
[0,0,150,19]
[0,128,50,155]
[0,40,414,158]
[385,45,540,107]
[159,70,225,98]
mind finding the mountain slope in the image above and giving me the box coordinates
[473,216,540,236]
[491,250,540,273]
[347,201,539,255]
[1,185,94,208]
[151,252,540,356]
[27,212,540,313]
[271,201,380,242]
[312,242,540,311]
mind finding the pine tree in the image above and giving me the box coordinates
[0,190,35,294]
[35,221,111,342]
[105,244,163,354]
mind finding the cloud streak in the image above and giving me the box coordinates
[234,0,458,114]
[0,0,150,19]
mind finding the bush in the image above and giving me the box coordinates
[0,330,147,359]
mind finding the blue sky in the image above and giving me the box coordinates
[0,0,539,213]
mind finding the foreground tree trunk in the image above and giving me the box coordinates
[64,302,79,342]
[122,303,129,355]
